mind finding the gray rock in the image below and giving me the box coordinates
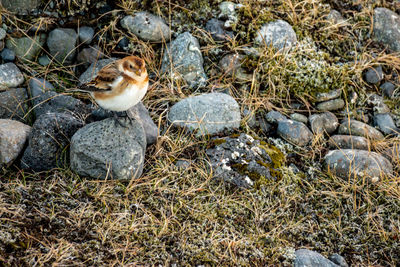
[338,119,384,140]
[0,119,31,166]
[218,1,238,28]
[255,20,297,50]
[77,46,104,64]
[265,110,287,124]
[78,26,95,45]
[0,29,6,41]
[121,12,171,42]
[328,135,369,150]
[294,249,339,267]
[91,102,158,146]
[70,117,146,180]
[1,48,15,62]
[205,18,233,41]
[324,149,393,180]
[219,53,251,80]
[363,65,384,84]
[328,253,349,267]
[5,34,46,62]
[242,109,257,128]
[315,89,342,102]
[374,113,399,136]
[367,93,390,114]
[47,28,78,64]
[175,160,190,169]
[290,113,308,124]
[316,98,345,111]
[28,77,55,95]
[38,55,51,66]
[161,32,207,88]
[206,134,280,188]
[79,58,114,85]
[0,63,24,90]
[277,119,313,147]
[327,10,346,25]
[0,88,28,122]
[374,8,400,52]
[1,0,40,15]
[309,112,338,135]
[21,113,84,171]
[381,82,396,98]
[168,93,240,137]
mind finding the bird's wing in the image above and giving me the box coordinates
[80,61,122,92]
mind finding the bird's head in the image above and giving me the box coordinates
[122,56,147,81]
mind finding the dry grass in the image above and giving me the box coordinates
[1,0,400,265]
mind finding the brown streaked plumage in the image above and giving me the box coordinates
[79,55,149,113]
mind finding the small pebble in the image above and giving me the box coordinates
[381,82,396,98]
[38,55,51,66]
[1,48,15,62]
[316,98,345,111]
[117,37,130,51]
[363,65,384,84]
[78,26,95,45]
[0,29,6,40]
[290,113,308,124]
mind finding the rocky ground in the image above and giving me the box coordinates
[0,0,400,266]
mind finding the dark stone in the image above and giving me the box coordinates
[328,135,369,150]
[0,88,29,122]
[328,253,349,267]
[277,119,313,147]
[117,37,129,51]
[21,113,84,171]
[1,48,15,62]
[381,82,396,98]
[363,65,384,84]
[264,110,287,124]
[373,113,399,136]
[205,18,234,41]
[338,119,384,140]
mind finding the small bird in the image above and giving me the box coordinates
[79,55,149,126]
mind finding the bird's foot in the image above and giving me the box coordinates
[113,111,133,128]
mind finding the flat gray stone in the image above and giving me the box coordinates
[255,19,297,50]
[374,113,399,136]
[1,48,15,62]
[294,249,339,267]
[309,112,338,135]
[315,89,342,102]
[265,110,287,124]
[121,12,171,42]
[381,82,396,98]
[316,98,344,111]
[47,28,78,64]
[161,32,207,88]
[6,34,46,62]
[0,88,28,122]
[0,119,31,166]
[0,63,24,90]
[70,117,146,180]
[324,149,393,180]
[338,119,384,140]
[277,119,313,147]
[329,135,369,150]
[78,26,94,45]
[1,0,40,15]
[363,65,384,84]
[79,58,115,85]
[374,8,400,52]
[290,113,308,124]
[21,113,84,171]
[168,93,240,137]
[77,46,104,64]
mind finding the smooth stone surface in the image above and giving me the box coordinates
[324,149,393,180]
[381,82,396,98]
[309,112,339,135]
[329,135,369,150]
[0,29,6,41]
[290,113,308,124]
[1,0,40,15]
[374,113,399,136]
[363,65,384,84]
[1,48,16,62]
[79,58,114,85]
[374,8,400,52]
[21,113,84,171]
[0,88,28,122]
[265,110,287,124]
[327,10,346,25]
[121,12,171,42]
[0,119,31,166]
[294,249,339,267]
[5,34,46,61]
[161,32,207,88]
[255,19,297,50]
[277,119,313,147]
[338,119,384,140]
[328,253,349,267]
[205,18,233,41]
[47,28,78,64]
[70,117,146,180]
[315,89,342,102]
[78,26,94,45]
[219,53,251,80]
[316,98,345,111]
[168,93,240,136]
[90,102,158,146]
[0,63,24,90]
[38,55,51,66]
[77,46,104,64]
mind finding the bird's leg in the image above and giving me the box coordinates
[113,111,128,128]
[125,110,134,124]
